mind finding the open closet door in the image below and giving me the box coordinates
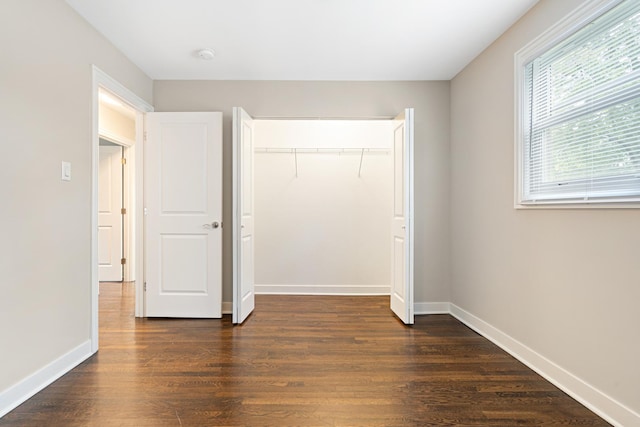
[232,107,255,324]
[390,108,414,325]
[145,112,223,317]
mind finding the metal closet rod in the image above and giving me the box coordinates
[251,115,395,120]
[253,147,390,152]
[254,147,390,177]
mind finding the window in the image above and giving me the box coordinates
[516,0,640,206]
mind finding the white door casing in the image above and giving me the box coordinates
[145,112,223,318]
[232,107,255,324]
[98,145,123,282]
[390,109,414,324]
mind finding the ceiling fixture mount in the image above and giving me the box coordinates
[196,48,215,60]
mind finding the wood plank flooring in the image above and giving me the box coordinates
[1,283,609,426]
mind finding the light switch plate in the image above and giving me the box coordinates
[61,161,71,181]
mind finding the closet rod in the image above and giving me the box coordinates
[254,147,390,153]
[251,115,395,120]
[255,148,387,178]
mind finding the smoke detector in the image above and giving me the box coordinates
[196,48,216,60]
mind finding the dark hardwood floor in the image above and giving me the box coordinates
[1,283,609,426]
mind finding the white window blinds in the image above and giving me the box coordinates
[521,0,640,204]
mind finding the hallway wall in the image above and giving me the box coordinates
[0,0,152,413]
[154,80,451,306]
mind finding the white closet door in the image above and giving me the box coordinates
[232,107,255,324]
[390,108,414,324]
[145,112,223,318]
[98,145,123,282]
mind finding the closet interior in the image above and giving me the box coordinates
[252,119,394,296]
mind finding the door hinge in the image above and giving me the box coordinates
[143,131,147,142]
[121,258,126,265]
[121,157,127,165]
[121,207,127,215]
[144,282,147,291]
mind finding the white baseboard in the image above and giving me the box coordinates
[449,304,639,427]
[414,301,450,315]
[254,283,390,295]
[0,340,93,418]
[222,301,232,315]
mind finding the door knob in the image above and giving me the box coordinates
[202,222,221,230]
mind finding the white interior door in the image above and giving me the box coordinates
[390,108,414,324]
[232,107,255,324]
[98,145,123,282]
[145,112,223,318]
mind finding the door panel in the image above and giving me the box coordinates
[145,112,223,318]
[160,234,207,293]
[390,109,414,324]
[160,125,208,213]
[98,145,123,282]
[233,107,255,324]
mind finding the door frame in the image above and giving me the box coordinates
[232,112,414,322]
[91,66,153,353]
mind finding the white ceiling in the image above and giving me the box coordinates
[66,0,538,81]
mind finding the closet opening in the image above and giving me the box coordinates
[254,119,393,296]
[233,108,414,325]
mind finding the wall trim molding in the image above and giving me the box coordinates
[449,304,638,427]
[222,301,232,315]
[99,127,136,147]
[255,284,390,295]
[414,301,450,315]
[0,340,93,418]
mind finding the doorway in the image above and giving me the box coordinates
[91,67,153,353]
[232,108,415,325]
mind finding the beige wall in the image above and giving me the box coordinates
[0,0,152,395]
[153,80,451,305]
[451,0,640,417]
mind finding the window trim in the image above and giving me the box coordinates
[514,0,640,209]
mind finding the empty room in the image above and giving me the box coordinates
[1,0,639,426]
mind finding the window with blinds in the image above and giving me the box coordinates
[517,0,640,205]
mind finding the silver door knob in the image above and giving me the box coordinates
[212,221,220,229]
